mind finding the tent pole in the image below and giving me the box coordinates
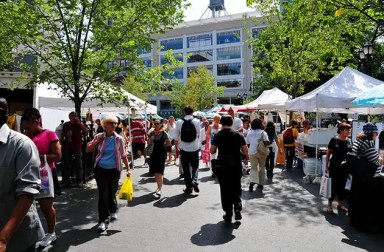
[315,109,319,180]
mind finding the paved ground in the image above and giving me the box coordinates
[38,158,384,252]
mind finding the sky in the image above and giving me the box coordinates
[184,0,255,21]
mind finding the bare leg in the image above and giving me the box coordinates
[155,173,163,192]
[38,198,56,233]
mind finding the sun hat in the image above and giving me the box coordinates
[362,123,378,134]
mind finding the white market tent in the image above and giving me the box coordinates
[220,87,290,112]
[286,67,384,114]
[35,84,157,130]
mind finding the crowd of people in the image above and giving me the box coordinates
[2,95,384,251]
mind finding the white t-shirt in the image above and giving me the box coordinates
[231,117,243,131]
[246,129,269,155]
[174,115,201,152]
[167,123,176,139]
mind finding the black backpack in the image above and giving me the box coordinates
[283,128,294,144]
[181,119,197,142]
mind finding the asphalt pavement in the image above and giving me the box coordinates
[38,158,384,252]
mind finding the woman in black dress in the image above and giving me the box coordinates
[325,122,352,214]
[148,119,171,197]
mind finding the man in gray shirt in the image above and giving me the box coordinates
[0,97,44,252]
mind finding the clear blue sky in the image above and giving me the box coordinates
[184,0,255,21]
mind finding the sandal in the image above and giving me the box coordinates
[326,207,334,215]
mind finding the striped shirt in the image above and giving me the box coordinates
[130,121,146,143]
[352,138,382,177]
[90,132,128,172]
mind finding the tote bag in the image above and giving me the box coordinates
[36,155,55,199]
[257,131,270,156]
[319,175,332,198]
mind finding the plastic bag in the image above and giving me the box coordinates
[319,175,332,198]
[36,155,55,199]
[118,176,133,201]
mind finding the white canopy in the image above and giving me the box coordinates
[286,67,384,114]
[36,84,157,114]
[255,87,290,111]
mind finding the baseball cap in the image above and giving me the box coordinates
[363,123,378,134]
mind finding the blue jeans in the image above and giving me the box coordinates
[180,150,199,189]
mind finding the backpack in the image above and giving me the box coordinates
[283,128,294,144]
[181,119,197,142]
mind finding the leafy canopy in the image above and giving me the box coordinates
[0,0,188,113]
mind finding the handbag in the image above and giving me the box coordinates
[319,175,332,198]
[118,176,134,201]
[257,131,270,156]
[36,155,55,199]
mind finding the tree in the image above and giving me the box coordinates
[246,0,355,98]
[168,66,224,115]
[0,0,188,114]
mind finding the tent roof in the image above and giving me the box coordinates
[36,84,157,114]
[222,87,290,112]
[286,67,384,114]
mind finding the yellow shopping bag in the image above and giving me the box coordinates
[118,176,133,201]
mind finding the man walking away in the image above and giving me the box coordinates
[0,97,45,252]
[174,106,201,194]
[283,120,299,171]
[210,115,249,222]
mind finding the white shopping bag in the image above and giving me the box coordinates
[319,175,332,198]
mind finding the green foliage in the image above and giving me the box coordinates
[246,0,357,98]
[168,66,224,114]
[0,0,188,114]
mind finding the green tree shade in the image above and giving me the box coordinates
[0,0,188,114]
[246,0,356,98]
[168,66,224,115]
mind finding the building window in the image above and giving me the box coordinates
[217,80,242,88]
[137,48,152,55]
[252,27,265,38]
[160,100,174,110]
[187,34,212,48]
[107,61,117,68]
[187,50,213,63]
[160,54,183,65]
[120,59,130,67]
[187,65,213,77]
[160,38,183,51]
[217,30,240,44]
[141,57,152,68]
[163,68,183,79]
[149,101,157,106]
[216,46,241,60]
[217,63,241,76]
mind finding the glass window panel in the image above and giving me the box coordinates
[187,34,212,48]
[187,65,213,77]
[187,50,213,63]
[217,80,242,88]
[216,47,241,60]
[160,38,183,51]
[217,30,240,44]
[160,54,183,65]
[252,28,264,38]
[137,48,152,55]
[217,63,241,76]
[163,67,183,79]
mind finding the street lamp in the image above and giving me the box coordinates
[358,42,374,75]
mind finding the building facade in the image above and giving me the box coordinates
[141,11,264,117]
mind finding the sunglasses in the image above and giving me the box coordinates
[154,122,161,125]
[107,122,118,125]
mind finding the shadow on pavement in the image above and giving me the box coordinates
[127,192,159,207]
[190,221,240,246]
[153,193,198,208]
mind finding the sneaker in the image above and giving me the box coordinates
[234,210,242,221]
[110,213,118,221]
[96,222,107,234]
[257,185,264,190]
[179,174,184,179]
[37,233,57,247]
[155,189,162,197]
[191,182,200,193]
[249,183,255,192]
